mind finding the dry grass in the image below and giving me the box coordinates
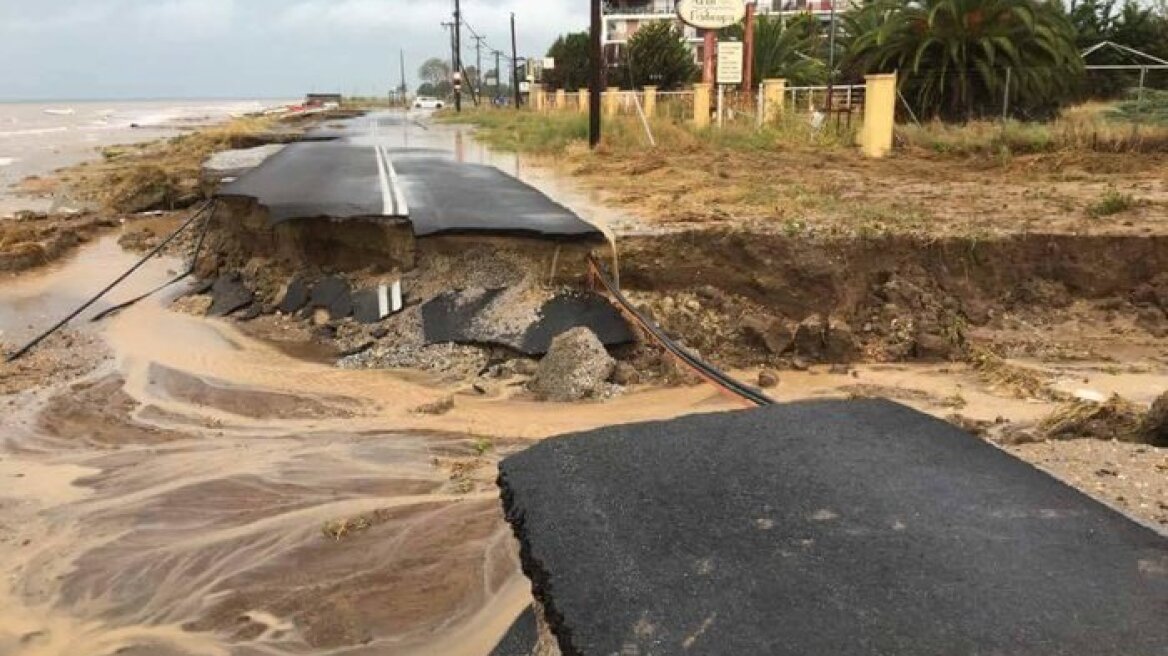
[1038,395,1146,442]
[57,116,290,212]
[441,106,1168,239]
[970,349,1070,402]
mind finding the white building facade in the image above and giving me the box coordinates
[602,0,846,63]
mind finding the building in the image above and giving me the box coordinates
[602,0,847,64]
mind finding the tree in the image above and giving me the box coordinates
[624,22,699,90]
[722,14,828,86]
[418,58,452,87]
[544,32,592,90]
[847,0,1084,120]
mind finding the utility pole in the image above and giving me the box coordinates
[495,49,502,104]
[826,0,837,112]
[511,12,521,107]
[399,49,406,104]
[589,0,601,147]
[453,0,462,112]
[473,35,486,99]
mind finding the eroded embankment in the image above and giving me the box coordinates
[617,230,1168,367]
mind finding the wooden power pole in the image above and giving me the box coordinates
[511,13,521,107]
[589,0,601,148]
[453,0,462,112]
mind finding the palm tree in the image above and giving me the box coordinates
[722,14,829,86]
[847,0,1084,120]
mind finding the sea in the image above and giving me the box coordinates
[0,99,293,216]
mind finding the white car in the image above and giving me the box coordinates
[414,96,445,110]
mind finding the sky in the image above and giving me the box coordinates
[0,0,588,101]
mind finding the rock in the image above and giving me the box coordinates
[1140,391,1168,447]
[741,315,794,355]
[962,298,993,326]
[1011,279,1071,309]
[1136,307,1167,338]
[277,277,310,314]
[827,364,850,376]
[793,315,826,358]
[207,274,254,317]
[339,340,374,358]
[530,328,616,402]
[371,327,389,340]
[790,356,811,372]
[611,362,641,386]
[415,395,455,416]
[1131,272,1168,311]
[823,320,859,362]
[758,370,780,388]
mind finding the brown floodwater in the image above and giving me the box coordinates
[0,234,739,655]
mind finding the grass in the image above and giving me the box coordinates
[898,100,1168,157]
[1088,186,1138,218]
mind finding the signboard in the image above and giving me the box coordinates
[676,0,747,30]
[543,57,556,71]
[519,81,531,93]
[717,41,744,85]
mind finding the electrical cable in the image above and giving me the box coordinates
[90,202,218,322]
[587,255,775,407]
[4,201,212,363]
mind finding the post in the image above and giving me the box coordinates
[555,88,567,111]
[454,0,462,112]
[1002,66,1011,122]
[717,85,725,127]
[762,78,786,124]
[643,85,657,118]
[578,88,589,113]
[511,13,522,108]
[495,50,501,103]
[590,0,602,148]
[532,84,544,111]
[826,0,837,112]
[860,72,896,158]
[399,50,406,105]
[605,86,620,117]
[693,82,711,128]
[1138,66,1148,104]
[703,31,716,84]
[743,2,756,91]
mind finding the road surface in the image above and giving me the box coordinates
[217,112,604,241]
[499,399,1168,655]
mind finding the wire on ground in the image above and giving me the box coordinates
[4,201,214,363]
[587,255,775,407]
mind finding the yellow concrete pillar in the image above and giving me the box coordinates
[532,84,545,112]
[643,86,658,118]
[604,86,620,117]
[762,78,786,124]
[578,88,589,113]
[693,83,711,128]
[555,88,567,111]
[860,73,897,158]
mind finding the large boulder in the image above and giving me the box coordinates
[741,314,794,355]
[1140,390,1168,447]
[530,328,616,402]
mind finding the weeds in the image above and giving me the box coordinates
[1087,187,1137,218]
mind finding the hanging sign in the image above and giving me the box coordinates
[676,0,747,30]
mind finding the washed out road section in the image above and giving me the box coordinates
[499,399,1168,656]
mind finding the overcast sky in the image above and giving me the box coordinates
[0,0,587,100]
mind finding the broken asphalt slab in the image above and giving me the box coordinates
[422,289,634,356]
[498,399,1168,656]
[207,274,254,317]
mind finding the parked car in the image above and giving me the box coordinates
[414,96,445,110]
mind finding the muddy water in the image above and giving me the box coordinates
[0,235,739,655]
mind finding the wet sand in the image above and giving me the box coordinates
[0,234,743,655]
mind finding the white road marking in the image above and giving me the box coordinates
[382,146,409,217]
[373,144,394,216]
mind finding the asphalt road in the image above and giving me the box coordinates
[498,399,1168,656]
[217,112,603,241]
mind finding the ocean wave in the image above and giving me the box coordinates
[0,126,69,138]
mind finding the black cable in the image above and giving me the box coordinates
[4,201,212,363]
[587,256,775,407]
[90,203,218,322]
